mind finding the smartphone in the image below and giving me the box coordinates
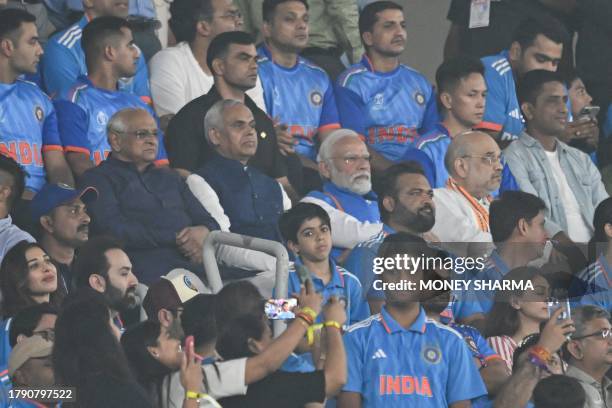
[265,298,298,320]
[579,105,600,120]
[547,298,571,321]
[295,263,312,285]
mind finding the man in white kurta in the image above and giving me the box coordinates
[432,131,502,257]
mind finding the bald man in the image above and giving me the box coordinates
[431,131,501,257]
[79,108,220,283]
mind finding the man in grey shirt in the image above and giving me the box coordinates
[504,69,608,244]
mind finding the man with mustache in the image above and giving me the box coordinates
[564,305,612,408]
[344,162,436,313]
[504,70,608,244]
[31,183,98,292]
[431,130,502,257]
[335,1,439,174]
[302,129,382,263]
[73,236,140,331]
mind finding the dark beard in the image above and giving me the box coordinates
[105,284,138,312]
[395,205,435,233]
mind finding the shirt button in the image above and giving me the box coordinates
[260,132,267,139]
[253,193,258,199]
[259,216,264,221]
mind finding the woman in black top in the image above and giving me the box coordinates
[53,289,153,408]
[217,297,348,408]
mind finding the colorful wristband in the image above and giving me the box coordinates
[300,306,318,321]
[296,312,314,326]
[307,323,323,346]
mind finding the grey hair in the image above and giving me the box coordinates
[316,128,361,163]
[203,99,245,145]
[106,107,150,135]
[443,130,485,175]
[571,305,610,338]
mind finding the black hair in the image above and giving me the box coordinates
[511,16,569,50]
[82,16,130,69]
[0,9,36,41]
[73,235,124,289]
[533,375,586,408]
[376,161,426,223]
[181,294,217,348]
[489,191,547,243]
[53,289,136,403]
[0,241,65,318]
[435,56,485,113]
[278,202,331,244]
[517,69,564,107]
[262,0,309,23]
[563,67,581,89]
[358,1,403,38]
[484,267,546,338]
[169,0,213,43]
[9,302,58,347]
[512,332,540,372]
[216,313,266,360]
[0,154,25,209]
[592,197,612,244]
[206,31,255,74]
[121,320,171,408]
[215,280,264,334]
[377,232,431,262]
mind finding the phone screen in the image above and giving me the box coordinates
[265,298,298,320]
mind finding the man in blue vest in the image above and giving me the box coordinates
[302,129,382,262]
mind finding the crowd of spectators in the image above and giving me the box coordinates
[0,0,611,406]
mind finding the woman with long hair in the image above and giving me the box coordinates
[53,289,154,407]
[484,266,571,373]
[574,197,612,310]
[0,241,65,318]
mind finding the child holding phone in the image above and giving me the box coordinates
[279,203,370,326]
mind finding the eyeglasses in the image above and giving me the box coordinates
[216,10,242,21]
[111,129,159,140]
[572,328,612,341]
[329,155,371,166]
[461,154,503,166]
[32,329,55,342]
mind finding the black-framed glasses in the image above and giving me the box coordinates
[111,128,159,140]
[461,154,503,166]
[572,328,612,341]
[215,10,242,21]
[329,155,371,166]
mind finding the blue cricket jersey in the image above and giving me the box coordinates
[42,15,151,102]
[416,123,452,188]
[335,55,439,162]
[0,80,63,193]
[480,51,524,141]
[343,224,396,300]
[55,76,168,166]
[287,259,370,326]
[604,104,612,138]
[573,255,612,312]
[305,182,380,260]
[256,45,340,161]
[343,307,487,407]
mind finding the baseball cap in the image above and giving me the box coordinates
[143,269,205,319]
[30,183,98,222]
[8,335,53,376]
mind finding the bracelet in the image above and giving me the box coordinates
[527,353,551,374]
[185,391,205,400]
[324,321,342,330]
[307,323,323,346]
[530,345,552,363]
[296,312,314,326]
[300,306,318,321]
[295,315,310,329]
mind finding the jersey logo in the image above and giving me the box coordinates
[34,106,44,122]
[373,93,385,110]
[372,349,387,359]
[422,345,442,364]
[414,92,425,106]
[309,90,323,107]
[96,111,108,126]
[379,375,433,397]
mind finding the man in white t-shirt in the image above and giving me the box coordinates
[149,0,266,117]
[504,70,608,244]
[431,130,501,257]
